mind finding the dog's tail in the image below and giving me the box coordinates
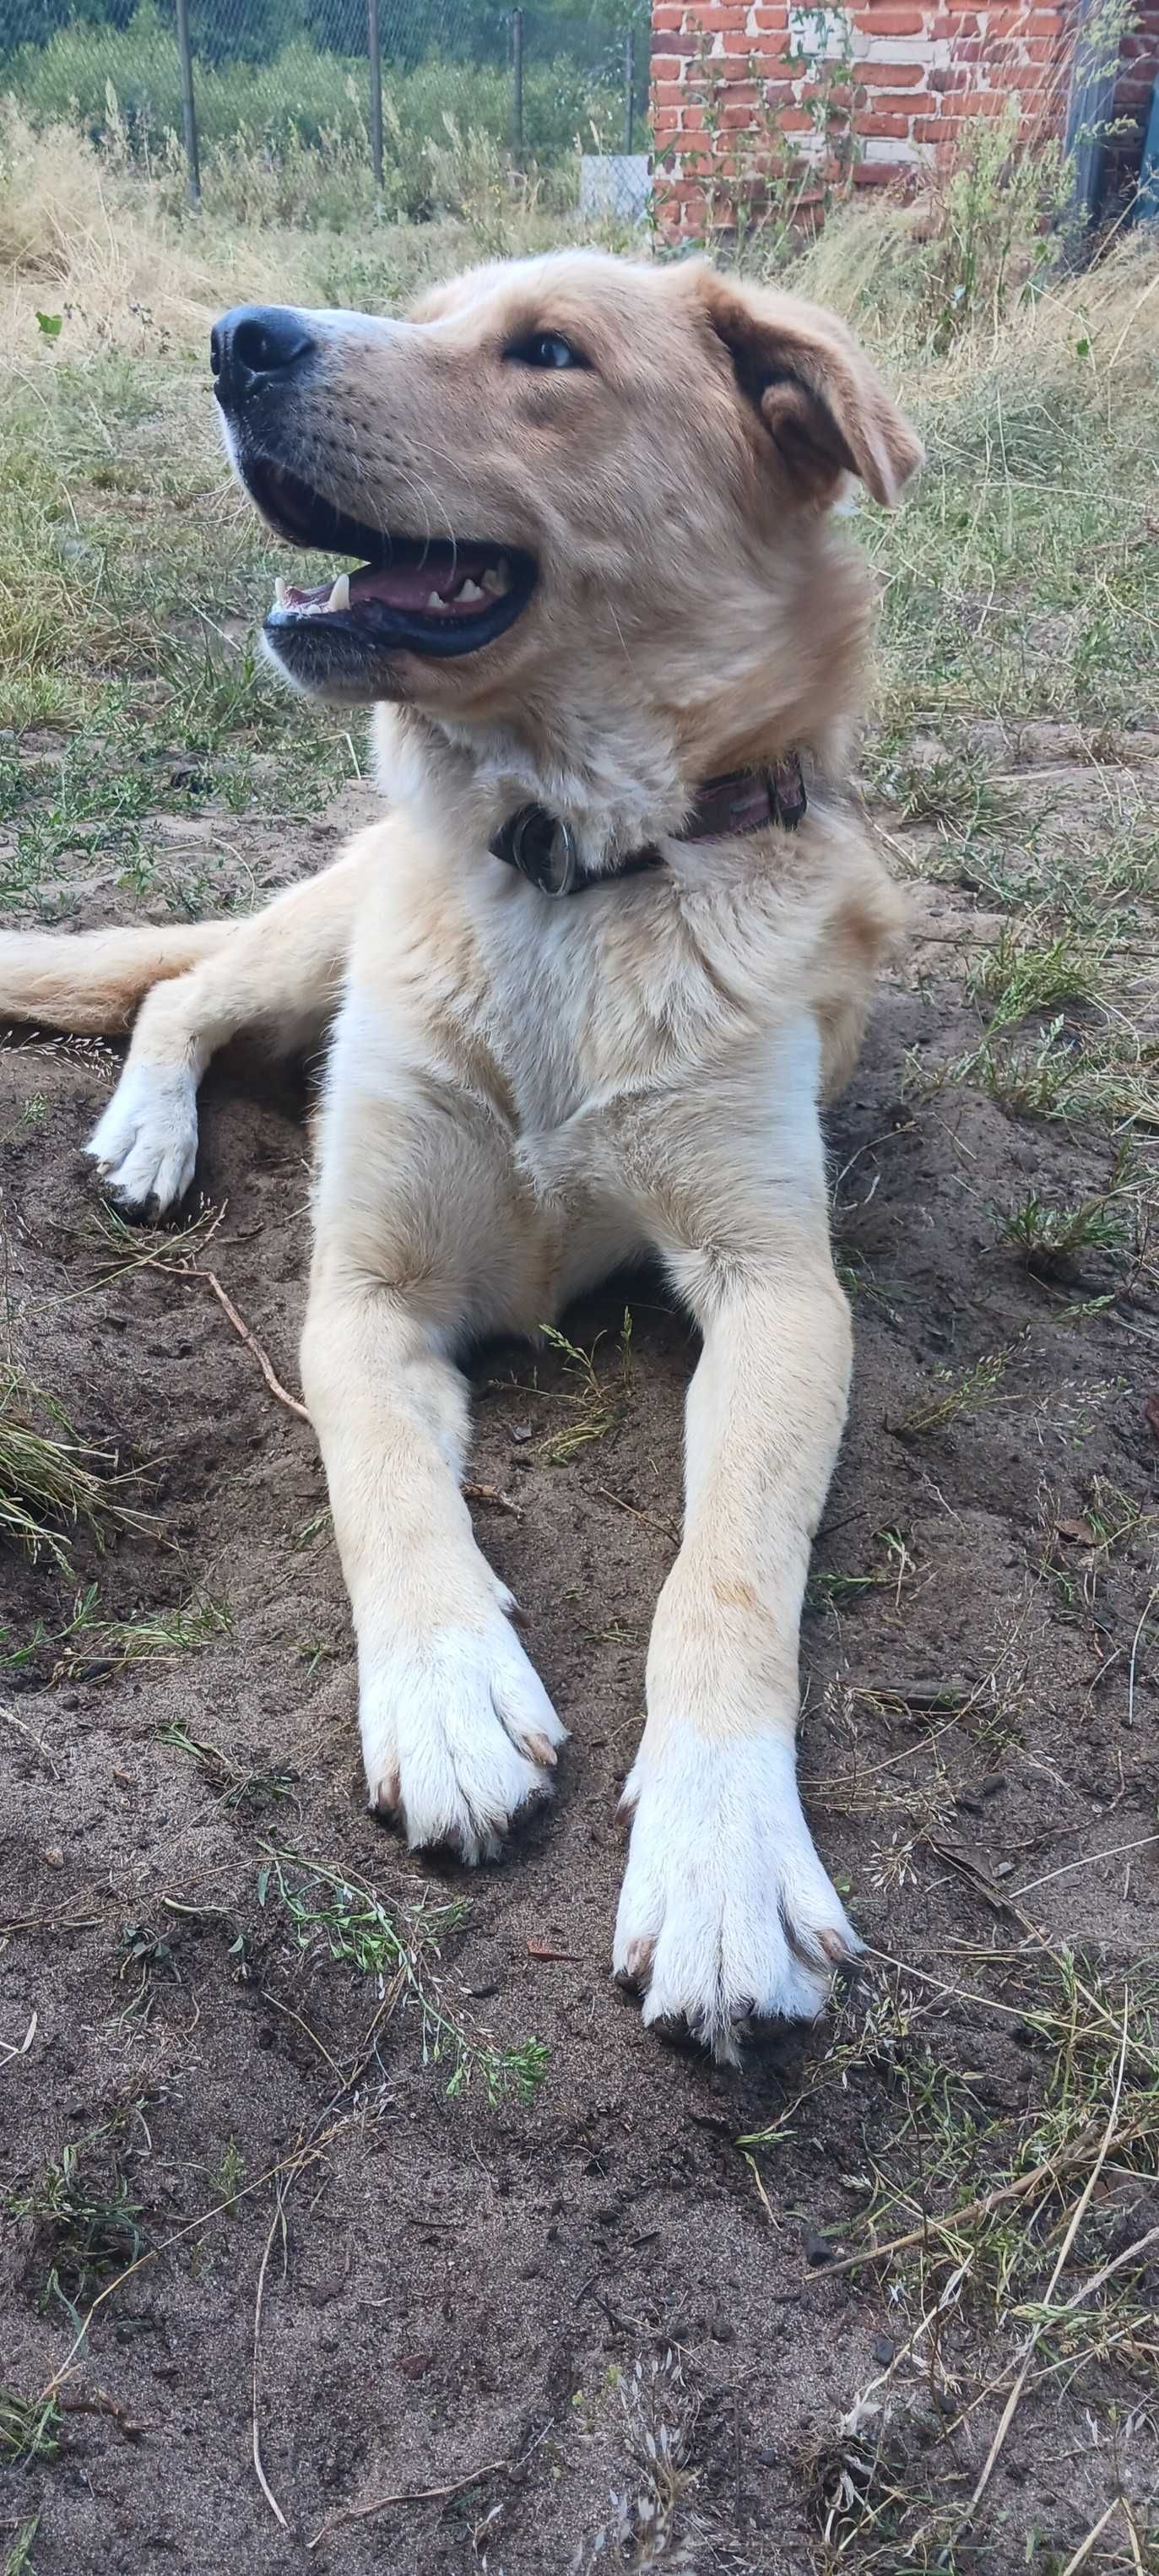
[0,921,235,1035]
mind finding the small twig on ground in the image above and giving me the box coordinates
[462,1480,523,1518]
[593,1485,681,1548]
[252,2179,292,2530]
[0,2010,37,2064]
[308,2457,511,2549]
[205,1273,309,1423]
[1010,1830,1159,1899]
[1047,2221,1159,2329]
[1126,1583,1159,1733]
[58,2386,147,2442]
[128,1247,310,1422]
[1058,2497,1123,2576]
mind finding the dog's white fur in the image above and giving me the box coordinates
[0,251,922,2056]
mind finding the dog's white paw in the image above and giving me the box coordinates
[360,1619,567,1864]
[86,1060,199,1216]
[613,1727,859,2059]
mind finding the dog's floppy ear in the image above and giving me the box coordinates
[691,268,923,509]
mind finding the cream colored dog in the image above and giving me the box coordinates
[0,252,921,2057]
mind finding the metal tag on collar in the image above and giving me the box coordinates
[507,805,580,898]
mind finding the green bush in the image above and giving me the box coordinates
[1,2,626,219]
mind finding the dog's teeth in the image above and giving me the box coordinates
[274,578,290,610]
[426,590,450,610]
[483,557,513,598]
[326,572,350,614]
[458,578,485,603]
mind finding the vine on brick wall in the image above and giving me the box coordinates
[654,3,863,247]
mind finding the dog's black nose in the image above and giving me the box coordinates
[211,305,315,409]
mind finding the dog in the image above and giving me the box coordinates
[0,251,921,2057]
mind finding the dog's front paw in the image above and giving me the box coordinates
[613,1727,859,2061]
[86,1060,199,1217]
[360,1619,567,1864]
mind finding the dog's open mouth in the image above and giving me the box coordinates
[245,458,536,664]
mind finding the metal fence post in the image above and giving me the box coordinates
[623,27,636,155]
[174,0,200,206]
[512,8,524,166]
[1063,0,1118,238]
[367,0,384,195]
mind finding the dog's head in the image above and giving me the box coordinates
[213,252,921,785]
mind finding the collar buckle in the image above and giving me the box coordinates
[501,805,579,898]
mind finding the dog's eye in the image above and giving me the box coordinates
[506,332,588,371]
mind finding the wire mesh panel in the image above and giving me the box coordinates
[0,0,652,217]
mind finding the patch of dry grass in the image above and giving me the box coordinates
[0,1367,152,1570]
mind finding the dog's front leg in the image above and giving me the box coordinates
[86,843,372,1217]
[613,1021,860,2055]
[301,1028,565,1861]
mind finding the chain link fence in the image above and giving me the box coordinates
[0,0,653,218]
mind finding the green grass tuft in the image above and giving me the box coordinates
[259,1845,549,2107]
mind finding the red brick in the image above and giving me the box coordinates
[651,33,696,56]
[861,5,926,25]
[859,57,925,80]
[858,109,915,133]
[652,80,687,105]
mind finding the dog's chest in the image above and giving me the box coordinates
[463,878,756,1131]
[356,848,815,1155]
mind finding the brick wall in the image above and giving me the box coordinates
[651,0,1156,232]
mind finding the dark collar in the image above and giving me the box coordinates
[490,755,808,898]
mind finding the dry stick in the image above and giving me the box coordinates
[965,1998,1129,2523]
[58,2386,146,2441]
[1123,2497,1145,2576]
[1126,1583,1159,1734]
[128,1244,310,1422]
[204,1272,310,1421]
[1058,2497,1123,2576]
[593,1484,681,1547]
[1048,2219,1159,2325]
[461,1480,522,1518]
[1010,1829,1159,1900]
[309,2459,512,2551]
[811,2114,1114,2283]
[252,2183,292,2530]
